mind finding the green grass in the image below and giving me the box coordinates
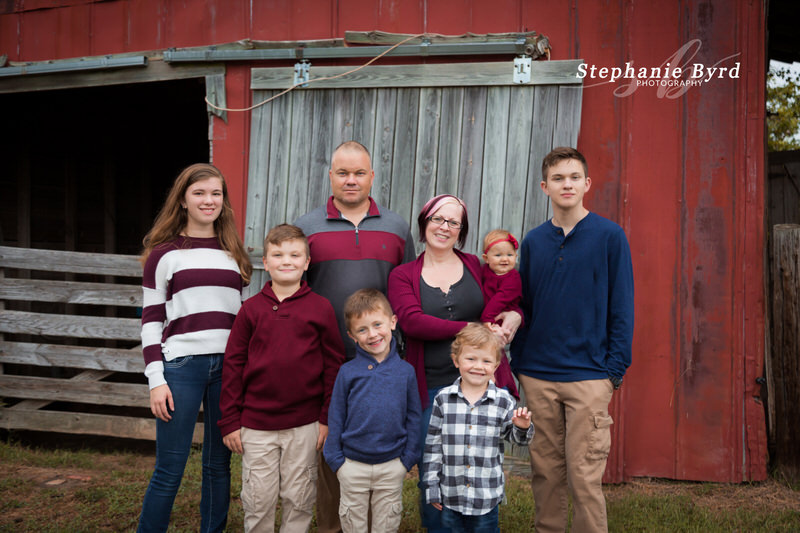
[0,438,797,532]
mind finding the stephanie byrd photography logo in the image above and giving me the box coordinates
[576,39,741,98]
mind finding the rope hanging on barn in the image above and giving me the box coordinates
[204,33,425,114]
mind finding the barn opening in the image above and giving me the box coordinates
[0,78,208,424]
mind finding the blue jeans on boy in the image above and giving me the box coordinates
[420,386,450,532]
[137,354,231,533]
[441,505,500,533]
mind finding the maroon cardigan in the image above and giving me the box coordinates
[387,250,519,408]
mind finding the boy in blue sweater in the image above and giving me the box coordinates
[323,288,421,533]
[511,147,634,533]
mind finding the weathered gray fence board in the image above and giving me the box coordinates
[308,90,336,209]
[436,87,464,197]
[266,95,293,230]
[244,91,276,294]
[480,86,512,241]
[0,374,149,407]
[10,369,114,412]
[251,60,584,90]
[0,246,141,277]
[245,91,275,240]
[353,88,377,154]
[390,88,420,227]
[0,408,203,443]
[0,310,140,341]
[0,278,141,307]
[286,90,314,224]
[372,89,398,208]
[0,341,144,372]
[553,85,583,148]
[525,85,560,233]
[412,88,442,225]
[458,86,489,254]
[503,87,535,241]
[332,89,355,147]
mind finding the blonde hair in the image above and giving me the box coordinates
[482,228,518,255]
[451,323,503,363]
[140,163,253,284]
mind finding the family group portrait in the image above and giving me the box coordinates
[0,0,798,531]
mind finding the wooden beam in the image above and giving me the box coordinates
[0,408,203,443]
[0,310,140,341]
[344,30,538,45]
[251,60,583,90]
[0,374,149,407]
[0,278,141,307]
[0,341,144,372]
[0,246,141,277]
[0,60,224,94]
[10,369,114,411]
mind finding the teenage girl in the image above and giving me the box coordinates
[137,163,252,533]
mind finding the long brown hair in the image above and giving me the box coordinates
[140,163,253,284]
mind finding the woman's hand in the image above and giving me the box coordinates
[494,310,522,344]
[149,384,174,422]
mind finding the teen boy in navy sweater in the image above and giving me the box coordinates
[511,147,634,533]
[324,289,421,533]
[219,224,344,533]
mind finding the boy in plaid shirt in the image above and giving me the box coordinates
[422,323,534,532]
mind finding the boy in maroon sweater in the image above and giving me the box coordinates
[219,224,345,533]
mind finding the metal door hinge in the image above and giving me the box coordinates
[294,60,310,87]
[513,56,532,84]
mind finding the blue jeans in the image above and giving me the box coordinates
[441,505,500,533]
[137,354,231,533]
[419,386,451,533]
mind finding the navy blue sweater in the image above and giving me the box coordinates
[323,340,422,472]
[510,212,634,381]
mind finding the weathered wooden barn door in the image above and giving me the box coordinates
[244,60,583,293]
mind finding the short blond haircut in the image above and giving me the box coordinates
[344,288,394,331]
[451,323,503,363]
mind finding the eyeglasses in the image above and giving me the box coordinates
[428,215,463,230]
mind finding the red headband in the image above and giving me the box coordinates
[484,234,518,254]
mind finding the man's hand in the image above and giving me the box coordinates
[494,311,522,344]
[432,502,443,511]
[223,429,244,454]
[150,384,174,422]
[511,406,531,429]
[317,424,329,451]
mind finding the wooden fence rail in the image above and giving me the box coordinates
[0,245,203,442]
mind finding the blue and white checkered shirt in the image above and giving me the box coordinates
[422,378,534,516]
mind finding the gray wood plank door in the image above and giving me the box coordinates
[244,60,583,294]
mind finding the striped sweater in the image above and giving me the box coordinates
[141,236,243,389]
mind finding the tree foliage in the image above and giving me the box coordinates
[767,67,800,152]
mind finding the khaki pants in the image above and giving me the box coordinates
[240,423,319,533]
[518,375,614,533]
[336,458,406,533]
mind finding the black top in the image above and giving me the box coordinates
[420,270,483,389]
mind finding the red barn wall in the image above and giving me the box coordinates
[0,0,767,482]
